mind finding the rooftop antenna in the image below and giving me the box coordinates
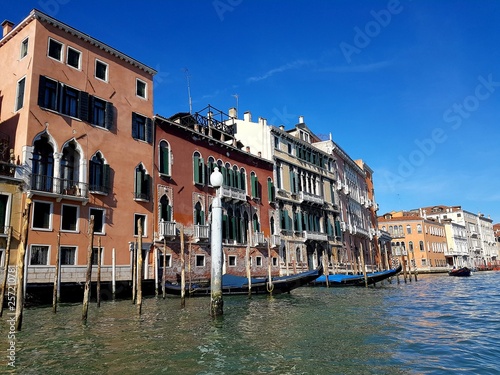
[184,68,192,113]
[232,94,239,115]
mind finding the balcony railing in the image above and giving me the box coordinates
[303,230,328,241]
[299,191,324,205]
[253,232,265,245]
[194,224,210,240]
[220,185,246,202]
[0,226,10,237]
[30,175,89,198]
[159,220,176,238]
[271,234,281,248]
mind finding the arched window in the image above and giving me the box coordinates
[409,241,414,252]
[406,224,412,234]
[158,140,170,176]
[194,201,204,225]
[61,141,80,192]
[89,152,110,194]
[250,172,260,199]
[419,240,424,251]
[240,168,246,192]
[160,195,172,222]
[32,135,54,192]
[417,224,422,233]
[193,151,205,184]
[253,213,260,232]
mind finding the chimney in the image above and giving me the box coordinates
[229,107,237,119]
[2,20,14,37]
[298,115,304,123]
[244,111,252,122]
[246,146,250,153]
[279,125,285,131]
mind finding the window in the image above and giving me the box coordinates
[159,252,172,268]
[20,37,28,58]
[0,249,4,267]
[159,195,172,222]
[0,194,10,234]
[48,38,63,61]
[66,46,81,69]
[272,257,278,266]
[95,60,108,81]
[406,225,412,234]
[250,172,260,199]
[38,76,59,111]
[195,255,205,267]
[15,77,26,111]
[134,214,146,237]
[89,96,113,129]
[228,255,237,267]
[90,208,105,234]
[30,245,49,265]
[32,201,52,230]
[132,112,152,143]
[159,140,170,176]
[256,256,262,266]
[417,224,422,233]
[193,152,205,184]
[62,85,79,117]
[92,247,103,265]
[89,152,110,194]
[60,246,76,265]
[194,202,205,225]
[134,165,150,201]
[419,241,424,251]
[31,135,55,192]
[267,177,275,202]
[136,79,147,99]
[61,204,78,232]
[274,136,279,148]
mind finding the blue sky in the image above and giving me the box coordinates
[4,0,500,223]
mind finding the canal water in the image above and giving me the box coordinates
[3,272,499,374]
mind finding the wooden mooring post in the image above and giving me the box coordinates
[162,238,166,299]
[180,226,186,308]
[97,237,102,308]
[137,219,143,315]
[82,215,95,324]
[15,199,31,331]
[52,232,61,313]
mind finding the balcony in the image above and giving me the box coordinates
[30,175,89,201]
[271,234,281,248]
[355,226,370,238]
[193,224,210,241]
[303,230,328,241]
[159,220,176,239]
[299,191,324,205]
[220,185,246,202]
[253,231,265,246]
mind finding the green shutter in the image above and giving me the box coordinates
[193,155,200,183]
[166,205,172,221]
[160,145,169,175]
[135,168,141,198]
[103,164,110,192]
[200,210,205,225]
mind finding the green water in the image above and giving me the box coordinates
[2,273,500,374]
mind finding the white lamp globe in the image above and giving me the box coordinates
[210,167,223,188]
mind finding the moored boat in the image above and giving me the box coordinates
[165,265,323,296]
[310,264,402,287]
[448,267,471,277]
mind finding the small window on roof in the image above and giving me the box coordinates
[95,60,108,82]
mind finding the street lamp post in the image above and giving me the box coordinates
[210,167,224,316]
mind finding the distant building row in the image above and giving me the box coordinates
[0,10,384,290]
[378,205,498,271]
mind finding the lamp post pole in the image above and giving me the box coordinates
[210,167,224,316]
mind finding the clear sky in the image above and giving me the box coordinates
[3,0,500,223]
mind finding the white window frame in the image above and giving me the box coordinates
[195,254,205,267]
[89,207,106,235]
[134,213,147,237]
[31,200,53,231]
[228,255,237,267]
[0,193,12,231]
[95,59,108,82]
[61,204,80,233]
[29,244,50,266]
[92,246,104,266]
[20,37,29,59]
[60,245,77,266]
[47,37,63,62]
[136,78,147,99]
[66,46,81,70]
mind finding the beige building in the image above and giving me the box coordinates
[378,211,447,272]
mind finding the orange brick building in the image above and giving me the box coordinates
[0,10,155,293]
